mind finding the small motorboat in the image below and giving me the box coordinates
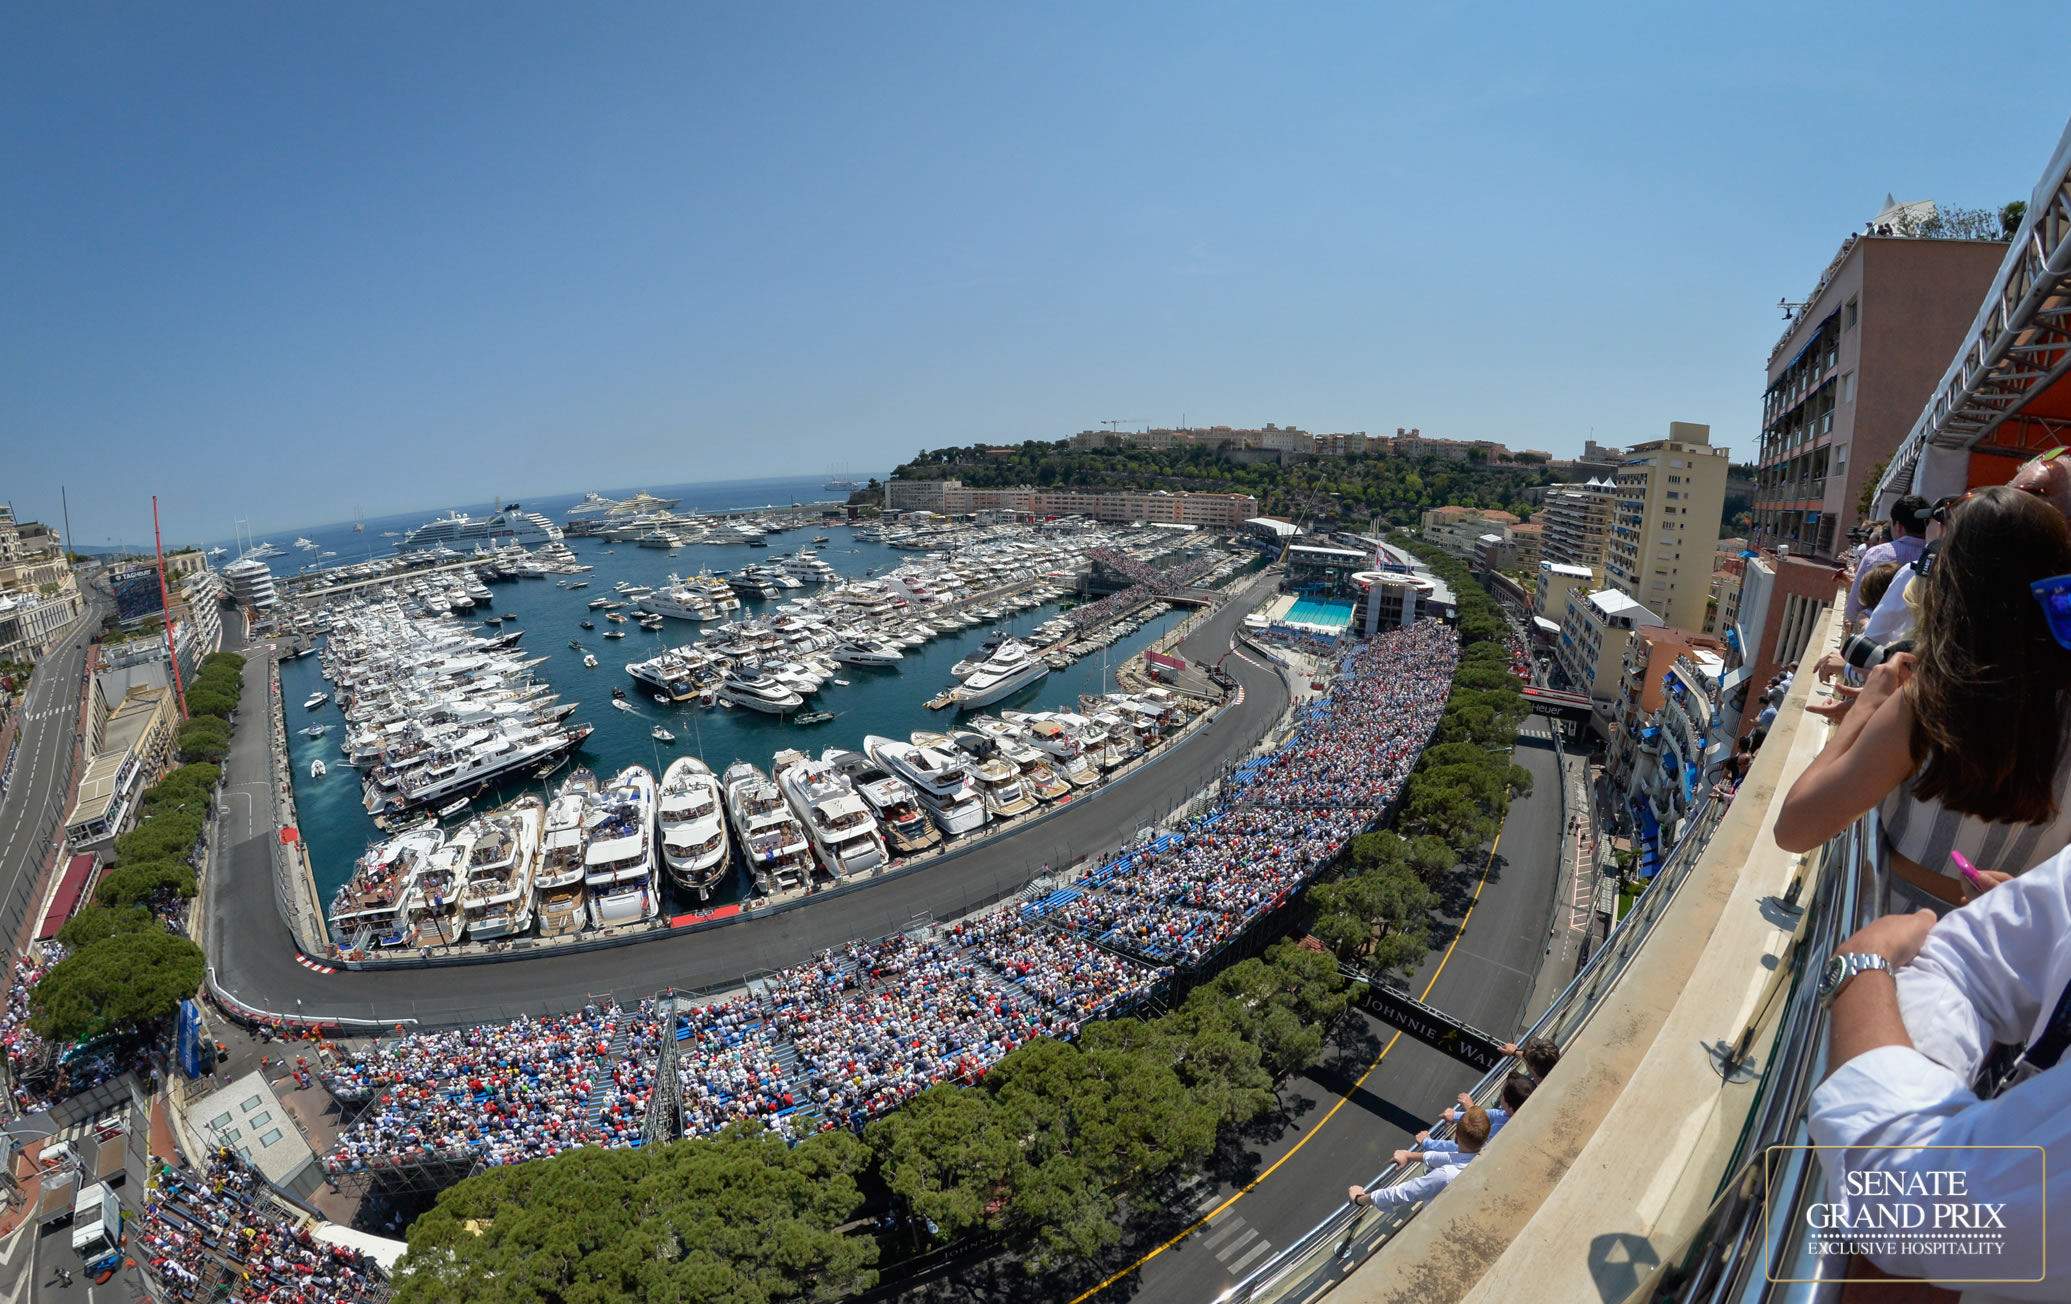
[435,796,470,818]
[502,613,518,621]
[832,678,851,687]
[483,616,503,627]
[653,694,671,705]
[301,725,328,737]
[567,580,589,589]
[583,653,598,668]
[651,725,675,742]
[612,687,626,698]
[613,699,634,712]
[793,711,835,726]
[569,639,583,650]
[604,630,626,639]
[309,759,327,778]
[302,693,329,710]
[581,620,595,629]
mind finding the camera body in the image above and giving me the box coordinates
[1840,633,1914,671]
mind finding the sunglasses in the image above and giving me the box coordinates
[2033,574,2071,650]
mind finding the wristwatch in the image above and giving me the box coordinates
[1819,952,1895,1007]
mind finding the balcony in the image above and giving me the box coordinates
[1234,607,1867,1304]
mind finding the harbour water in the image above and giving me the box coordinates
[270,486,1198,915]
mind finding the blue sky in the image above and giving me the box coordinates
[6,3,2069,545]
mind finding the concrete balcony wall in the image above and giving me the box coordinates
[1338,607,1841,1304]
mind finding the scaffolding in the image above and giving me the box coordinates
[643,990,682,1146]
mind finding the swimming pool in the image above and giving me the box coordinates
[1283,597,1355,630]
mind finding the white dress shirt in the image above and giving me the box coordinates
[1860,562,1918,646]
[1808,844,2071,1297]
[1847,535,1926,626]
[1368,1151,1474,1205]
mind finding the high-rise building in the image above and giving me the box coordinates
[1754,229,2004,559]
[1602,423,1730,633]
[1538,480,1619,575]
[221,557,278,610]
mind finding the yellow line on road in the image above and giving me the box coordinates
[1067,825,1505,1303]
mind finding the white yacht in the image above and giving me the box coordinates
[583,767,659,928]
[458,796,543,941]
[303,692,330,710]
[826,750,941,856]
[862,735,988,835]
[722,761,815,893]
[534,769,596,937]
[950,641,1049,710]
[397,507,564,551]
[328,825,443,948]
[971,755,1039,818]
[775,752,887,878]
[830,637,903,667]
[718,670,803,714]
[657,756,730,899]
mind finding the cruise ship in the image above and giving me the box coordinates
[722,761,815,893]
[583,766,659,928]
[657,757,730,899]
[396,507,564,551]
[863,735,988,835]
[534,770,595,937]
[775,751,887,878]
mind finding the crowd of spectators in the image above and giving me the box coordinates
[1229,621,1457,811]
[315,616,1461,1168]
[141,1148,386,1303]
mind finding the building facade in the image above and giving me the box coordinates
[1556,588,1664,709]
[1753,234,2006,559]
[1420,506,1520,560]
[879,479,1259,528]
[0,505,80,664]
[221,558,279,610]
[1539,480,1618,575]
[1602,423,1730,633]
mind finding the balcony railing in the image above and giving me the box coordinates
[1218,797,1730,1304]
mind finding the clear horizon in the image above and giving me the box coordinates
[8,3,2070,549]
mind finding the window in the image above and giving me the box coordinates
[259,1129,283,1147]
[248,1111,273,1129]
[1845,299,1859,330]
[1839,372,1855,404]
[241,1095,263,1112]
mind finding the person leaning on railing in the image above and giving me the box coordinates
[1776,484,2071,912]
[1810,846,2071,1296]
[1350,1105,1492,1217]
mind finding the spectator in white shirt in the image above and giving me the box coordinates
[1845,496,1931,627]
[1809,842,2071,1295]
[1359,1106,1490,1208]
[1418,1073,1534,1166]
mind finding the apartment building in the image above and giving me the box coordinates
[0,505,81,664]
[1602,423,1730,633]
[1753,232,2005,559]
[1604,627,1729,831]
[1555,588,1663,709]
[65,675,178,854]
[1531,562,1595,644]
[1420,506,1520,560]
[1538,480,1618,575]
[221,557,279,611]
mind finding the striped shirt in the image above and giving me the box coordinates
[1880,745,2071,884]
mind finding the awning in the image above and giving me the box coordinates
[1717,665,1753,698]
[1533,616,1561,634]
[37,855,99,941]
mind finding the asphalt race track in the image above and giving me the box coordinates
[205,572,1299,1028]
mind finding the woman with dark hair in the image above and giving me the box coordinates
[1776,485,2071,909]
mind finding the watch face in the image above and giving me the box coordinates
[1820,953,1849,999]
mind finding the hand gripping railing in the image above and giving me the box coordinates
[1215,794,1730,1304]
[1625,810,1885,1302]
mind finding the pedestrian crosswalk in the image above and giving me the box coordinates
[1198,1207,1276,1278]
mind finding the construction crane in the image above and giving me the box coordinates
[1101,419,1145,433]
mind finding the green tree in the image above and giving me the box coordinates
[177,717,231,764]
[29,930,204,1041]
[94,859,197,907]
[55,904,157,949]
[866,1085,1020,1242]
[397,1125,877,1304]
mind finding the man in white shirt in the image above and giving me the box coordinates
[1354,1106,1490,1208]
[1809,846,2071,1294]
